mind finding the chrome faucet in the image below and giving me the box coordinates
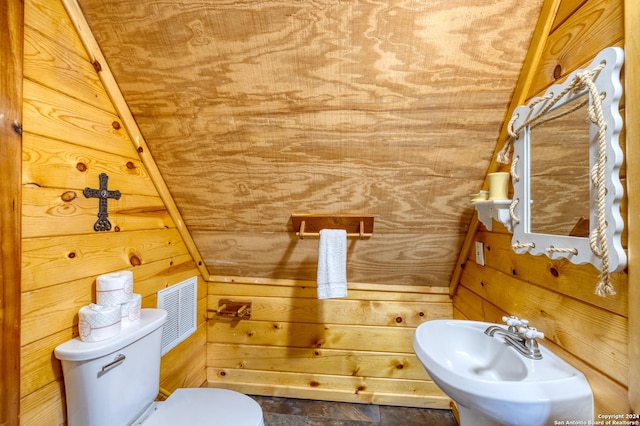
[484,316,544,360]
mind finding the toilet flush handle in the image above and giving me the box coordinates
[101,354,126,372]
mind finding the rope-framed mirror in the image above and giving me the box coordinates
[503,46,625,296]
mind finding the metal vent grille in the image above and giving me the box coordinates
[157,276,197,356]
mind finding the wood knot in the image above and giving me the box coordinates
[111,121,121,130]
[92,60,102,72]
[60,191,77,202]
[76,162,87,172]
[309,381,320,387]
[129,254,142,266]
[114,226,121,232]
[355,385,366,394]
[12,121,22,135]
[218,370,226,377]
[137,147,144,153]
[395,316,403,324]
[126,161,135,169]
[68,252,76,259]
[549,267,559,277]
[553,64,562,79]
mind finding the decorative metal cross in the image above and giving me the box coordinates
[83,173,121,231]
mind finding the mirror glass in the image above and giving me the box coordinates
[529,95,590,236]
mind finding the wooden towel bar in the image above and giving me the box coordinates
[291,214,374,239]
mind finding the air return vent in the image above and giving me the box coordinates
[157,276,197,356]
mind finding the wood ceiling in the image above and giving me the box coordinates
[76,0,544,287]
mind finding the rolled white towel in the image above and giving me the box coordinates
[78,304,121,342]
[121,293,142,328]
[96,270,134,306]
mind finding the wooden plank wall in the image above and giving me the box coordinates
[207,278,452,408]
[73,0,546,289]
[453,0,631,416]
[19,0,207,423]
[1,1,24,424]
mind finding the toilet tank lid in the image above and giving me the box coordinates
[54,308,167,362]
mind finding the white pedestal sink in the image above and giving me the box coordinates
[413,320,593,426]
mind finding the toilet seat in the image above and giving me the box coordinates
[139,388,264,426]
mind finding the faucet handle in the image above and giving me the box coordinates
[518,326,544,340]
[502,316,525,328]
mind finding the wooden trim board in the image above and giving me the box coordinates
[624,0,639,412]
[1,1,23,424]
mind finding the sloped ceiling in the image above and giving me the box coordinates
[77,0,544,287]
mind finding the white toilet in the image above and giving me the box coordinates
[54,308,264,426]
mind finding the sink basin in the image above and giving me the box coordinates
[413,320,593,426]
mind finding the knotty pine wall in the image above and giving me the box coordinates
[453,0,631,416]
[207,278,452,408]
[20,0,206,423]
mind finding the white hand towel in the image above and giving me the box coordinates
[317,229,347,299]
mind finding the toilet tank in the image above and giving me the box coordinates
[54,309,168,426]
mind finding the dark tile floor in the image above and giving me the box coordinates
[250,395,458,426]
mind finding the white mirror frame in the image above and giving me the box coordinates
[510,47,626,273]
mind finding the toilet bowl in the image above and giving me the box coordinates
[135,388,263,425]
[54,308,264,426]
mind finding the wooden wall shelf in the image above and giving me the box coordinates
[291,214,374,239]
